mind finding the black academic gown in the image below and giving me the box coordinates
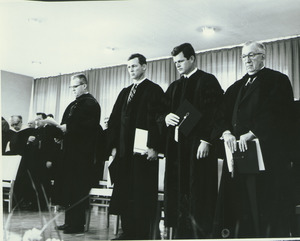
[162,70,224,238]
[60,93,101,227]
[212,68,295,238]
[107,79,164,238]
[14,125,62,209]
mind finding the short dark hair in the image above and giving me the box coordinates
[171,43,196,60]
[47,114,54,118]
[72,73,88,85]
[36,112,47,119]
[128,53,147,65]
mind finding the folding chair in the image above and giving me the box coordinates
[86,157,119,233]
[2,155,22,212]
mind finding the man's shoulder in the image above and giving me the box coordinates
[142,79,163,90]
[80,93,99,104]
[262,68,288,79]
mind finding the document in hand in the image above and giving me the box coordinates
[133,128,164,158]
[133,128,148,154]
[175,99,202,137]
[224,139,265,174]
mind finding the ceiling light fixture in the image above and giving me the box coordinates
[31,61,42,64]
[202,27,215,36]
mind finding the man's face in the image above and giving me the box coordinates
[10,117,22,131]
[127,57,146,81]
[28,120,35,128]
[242,43,265,75]
[35,116,44,128]
[70,77,85,98]
[173,52,194,75]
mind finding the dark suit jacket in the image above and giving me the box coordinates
[213,67,294,170]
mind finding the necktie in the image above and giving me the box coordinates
[127,84,138,103]
[245,74,257,86]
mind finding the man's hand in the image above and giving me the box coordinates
[147,148,158,161]
[27,136,36,143]
[239,132,255,152]
[224,132,237,153]
[46,161,52,168]
[196,141,210,159]
[165,113,180,126]
[57,124,67,133]
[111,148,117,160]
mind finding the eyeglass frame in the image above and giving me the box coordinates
[241,52,264,60]
[69,83,84,89]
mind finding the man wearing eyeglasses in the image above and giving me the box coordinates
[55,73,101,234]
[212,41,295,238]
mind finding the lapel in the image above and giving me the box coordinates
[237,74,261,106]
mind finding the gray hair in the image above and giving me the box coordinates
[243,41,266,54]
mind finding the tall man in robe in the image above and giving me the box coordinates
[212,41,295,238]
[56,73,101,234]
[162,43,224,239]
[107,53,164,240]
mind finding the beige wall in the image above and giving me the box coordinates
[1,70,33,128]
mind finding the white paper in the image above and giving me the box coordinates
[133,128,164,158]
[254,138,265,171]
[224,138,265,173]
[174,126,179,142]
[133,128,148,154]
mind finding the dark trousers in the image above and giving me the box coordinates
[121,200,153,239]
[65,201,86,228]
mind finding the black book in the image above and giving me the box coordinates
[175,99,202,137]
[233,141,259,174]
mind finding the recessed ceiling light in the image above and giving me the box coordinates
[106,47,116,51]
[202,27,215,36]
[28,18,44,23]
[31,61,42,64]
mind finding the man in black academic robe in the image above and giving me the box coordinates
[162,43,224,239]
[56,73,101,234]
[212,41,295,238]
[107,53,164,240]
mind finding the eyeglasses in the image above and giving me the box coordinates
[241,53,264,60]
[69,84,83,89]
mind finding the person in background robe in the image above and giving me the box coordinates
[161,43,224,239]
[107,53,164,240]
[2,117,10,153]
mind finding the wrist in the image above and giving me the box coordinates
[222,130,231,139]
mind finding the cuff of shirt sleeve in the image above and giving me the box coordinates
[249,130,256,137]
[200,140,212,145]
[221,130,231,140]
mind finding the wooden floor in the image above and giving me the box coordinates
[2,206,166,241]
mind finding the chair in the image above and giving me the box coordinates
[2,155,22,212]
[86,157,119,233]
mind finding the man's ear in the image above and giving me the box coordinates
[142,64,147,71]
[189,55,195,63]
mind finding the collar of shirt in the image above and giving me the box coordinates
[132,77,146,86]
[245,66,265,86]
[183,68,198,79]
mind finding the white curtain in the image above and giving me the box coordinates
[31,36,300,126]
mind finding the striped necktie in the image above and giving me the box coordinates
[127,84,138,103]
